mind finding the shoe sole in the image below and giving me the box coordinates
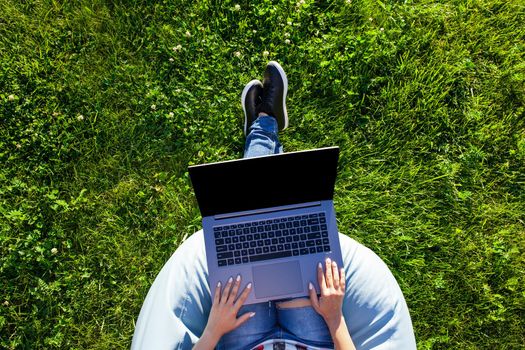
[267,61,288,130]
[241,79,263,135]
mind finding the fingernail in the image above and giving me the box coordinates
[326,258,331,264]
[308,282,313,290]
[228,277,233,283]
[247,282,252,289]
[236,274,241,282]
[249,312,256,318]
[332,261,337,266]
[217,281,221,288]
[318,262,322,269]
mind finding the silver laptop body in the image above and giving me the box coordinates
[189,147,343,304]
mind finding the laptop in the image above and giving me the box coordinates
[188,147,343,304]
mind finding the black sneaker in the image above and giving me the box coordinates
[241,79,263,135]
[256,61,288,131]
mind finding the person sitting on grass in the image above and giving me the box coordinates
[131,61,417,350]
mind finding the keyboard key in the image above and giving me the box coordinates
[250,227,257,233]
[323,238,329,244]
[214,227,221,232]
[235,258,241,264]
[247,234,253,240]
[322,231,329,237]
[285,236,293,243]
[234,251,240,257]
[218,252,233,259]
[300,248,309,255]
[297,228,303,234]
[225,238,232,244]
[320,217,326,224]
[283,229,289,236]
[276,231,282,237]
[290,228,296,234]
[319,212,325,217]
[221,232,229,238]
[257,241,264,247]
[263,247,269,253]
[316,246,323,253]
[232,237,239,243]
[228,258,234,265]
[321,224,327,230]
[311,225,320,232]
[268,232,275,238]
[292,250,299,256]
[218,260,227,266]
[270,246,277,252]
[256,248,262,254]
[292,243,298,249]
[229,230,236,237]
[286,222,292,228]
[261,233,267,239]
[250,242,256,247]
[254,233,260,240]
[242,257,249,263]
[307,233,321,239]
[271,238,278,245]
[315,239,322,245]
[214,232,221,239]
[241,250,248,256]
[236,243,242,249]
[231,225,237,229]
[284,243,291,250]
[249,251,292,262]
[309,213,318,218]
[249,248,255,255]
[216,245,227,252]
[308,218,319,225]
[240,236,246,242]
[279,223,285,229]
[243,242,249,248]
[324,245,331,252]
[243,228,250,234]
[215,238,224,245]
[277,245,284,251]
[299,242,306,248]
[278,238,285,244]
[309,247,316,254]
[238,224,244,228]
[228,244,235,250]
[306,240,315,247]
[264,239,271,246]
[293,221,300,227]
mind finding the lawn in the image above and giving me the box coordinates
[1,0,524,348]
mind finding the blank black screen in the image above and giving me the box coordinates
[188,147,339,217]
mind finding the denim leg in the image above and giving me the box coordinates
[277,305,334,348]
[244,115,283,158]
[217,302,278,350]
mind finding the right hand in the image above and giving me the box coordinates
[308,258,346,329]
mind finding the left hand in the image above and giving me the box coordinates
[202,275,254,343]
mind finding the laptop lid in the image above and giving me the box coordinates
[188,147,339,217]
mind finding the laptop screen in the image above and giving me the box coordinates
[188,147,339,217]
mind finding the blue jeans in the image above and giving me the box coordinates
[131,116,417,350]
[218,115,333,349]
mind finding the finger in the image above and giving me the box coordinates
[317,262,326,290]
[227,275,241,304]
[332,260,340,289]
[221,276,234,303]
[325,258,333,289]
[234,311,256,328]
[340,267,346,291]
[213,281,222,304]
[234,282,253,309]
[308,282,320,313]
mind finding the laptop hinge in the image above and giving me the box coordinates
[214,201,322,220]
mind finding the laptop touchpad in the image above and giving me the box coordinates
[252,261,303,298]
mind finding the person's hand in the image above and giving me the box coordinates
[198,275,254,348]
[309,257,346,330]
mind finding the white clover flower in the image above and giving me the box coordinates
[16,143,21,149]
[52,111,59,117]
[287,21,292,26]
[172,44,183,52]
[253,29,257,34]
[346,0,352,3]
[8,94,15,101]
[380,27,384,31]
[2,300,8,307]
[234,4,241,11]
[175,88,182,93]
[169,57,174,62]
[77,114,84,121]
[285,32,290,37]
[185,31,191,38]
[369,17,373,21]
[168,112,174,118]
[285,39,291,44]
[234,51,241,57]
[263,50,269,57]
[51,247,58,255]
[151,104,156,110]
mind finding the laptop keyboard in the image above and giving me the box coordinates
[213,212,330,267]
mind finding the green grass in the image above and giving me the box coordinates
[1,0,524,348]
